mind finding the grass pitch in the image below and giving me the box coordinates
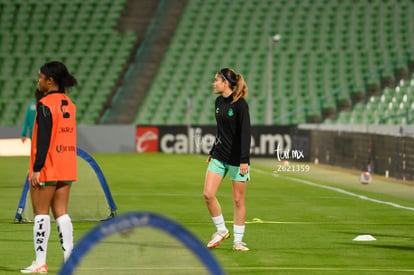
[0,153,413,274]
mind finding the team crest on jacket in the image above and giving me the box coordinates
[228,108,234,117]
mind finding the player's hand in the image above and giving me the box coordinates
[240,163,248,176]
[21,137,27,143]
[30,172,41,187]
[206,155,212,163]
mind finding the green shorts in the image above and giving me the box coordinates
[40,181,72,186]
[207,158,250,182]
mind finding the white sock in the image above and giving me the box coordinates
[212,215,227,232]
[56,214,73,262]
[233,224,245,243]
[33,215,50,265]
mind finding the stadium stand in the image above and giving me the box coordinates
[332,75,414,125]
[0,0,136,125]
[100,0,187,124]
[0,0,413,126]
[135,0,414,125]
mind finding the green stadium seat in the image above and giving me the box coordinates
[0,0,136,126]
[8,0,412,126]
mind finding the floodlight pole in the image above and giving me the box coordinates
[266,34,280,125]
[266,37,272,125]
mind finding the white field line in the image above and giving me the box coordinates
[252,168,414,212]
[226,267,414,272]
[76,267,414,272]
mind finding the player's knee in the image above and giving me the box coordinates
[233,197,244,209]
[203,191,215,202]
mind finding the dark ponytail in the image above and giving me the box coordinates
[40,61,78,92]
[62,74,78,90]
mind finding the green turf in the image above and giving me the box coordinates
[1,154,413,274]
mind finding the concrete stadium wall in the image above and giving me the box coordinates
[299,124,414,137]
[0,126,136,153]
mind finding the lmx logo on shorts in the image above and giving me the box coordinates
[135,127,159,152]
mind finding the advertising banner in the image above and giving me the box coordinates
[136,125,310,160]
